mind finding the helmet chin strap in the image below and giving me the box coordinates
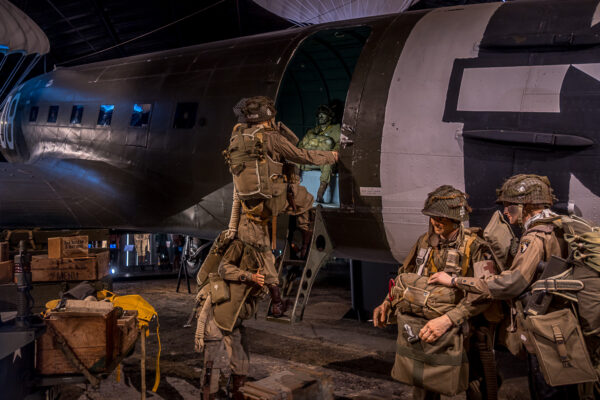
[517,204,524,228]
[506,204,524,227]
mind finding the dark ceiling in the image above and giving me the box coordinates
[9,0,292,70]
[10,0,505,75]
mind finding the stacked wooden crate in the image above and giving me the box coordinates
[31,236,110,282]
[37,301,139,375]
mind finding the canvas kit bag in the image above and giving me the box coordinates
[209,272,230,304]
[523,308,596,386]
[392,313,468,396]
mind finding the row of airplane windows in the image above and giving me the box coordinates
[27,102,199,129]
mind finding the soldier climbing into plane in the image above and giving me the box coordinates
[222,96,338,316]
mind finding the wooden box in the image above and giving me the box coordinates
[0,241,8,262]
[240,368,333,400]
[90,249,110,279]
[48,236,88,259]
[117,310,139,354]
[0,260,13,283]
[31,250,110,282]
[37,308,120,375]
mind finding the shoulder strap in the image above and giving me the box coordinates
[460,233,479,276]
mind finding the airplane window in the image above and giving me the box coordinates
[70,105,84,124]
[47,106,59,123]
[29,106,38,122]
[97,104,114,126]
[173,102,198,129]
[130,103,152,127]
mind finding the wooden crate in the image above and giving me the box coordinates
[48,236,88,259]
[117,310,139,354]
[31,250,110,282]
[0,260,13,283]
[240,368,333,400]
[90,249,110,279]
[37,308,120,375]
[0,241,8,262]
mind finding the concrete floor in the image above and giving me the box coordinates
[57,278,531,400]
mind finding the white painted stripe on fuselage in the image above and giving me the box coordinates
[380,3,502,262]
[457,65,570,113]
[573,63,600,82]
[592,1,600,27]
[457,63,600,113]
[569,173,600,223]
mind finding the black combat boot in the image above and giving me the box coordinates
[231,374,247,400]
[316,181,328,203]
[268,284,287,317]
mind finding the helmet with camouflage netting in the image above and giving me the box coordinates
[422,185,472,222]
[233,96,276,123]
[315,104,335,119]
[496,174,556,206]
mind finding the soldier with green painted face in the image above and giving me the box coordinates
[298,105,341,203]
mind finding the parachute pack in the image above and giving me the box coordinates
[522,215,600,386]
[537,215,600,336]
[223,124,283,200]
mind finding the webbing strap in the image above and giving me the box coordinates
[460,234,477,277]
[530,279,583,293]
[530,269,583,298]
[396,344,466,366]
[551,324,571,367]
[271,215,277,250]
[240,201,270,225]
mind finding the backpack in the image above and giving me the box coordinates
[223,124,283,200]
[514,215,600,387]
[548,215,600,336]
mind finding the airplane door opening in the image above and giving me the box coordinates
[276,26,371,208]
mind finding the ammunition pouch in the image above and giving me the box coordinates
[209,273,230,304]
[523,308,596,386]
[392,313,468,396]
[196,230,232,287]
[483,210,517,271]
[394,273,461,319]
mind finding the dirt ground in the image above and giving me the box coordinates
[57,277,531,400]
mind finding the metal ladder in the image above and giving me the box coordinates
[266,207,333,324]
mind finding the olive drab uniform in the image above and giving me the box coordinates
[454,212,566,301]
[454,175,588,399]
[386,227,498,399]
[454,212,582,399]
[196,238,265,399]
[235,212,278,286]
[225,122,335,230]
[297,104,341,203]
[381,185,499,400]
[298,123,341,184]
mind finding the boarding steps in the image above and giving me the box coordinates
[266,207,333,324]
